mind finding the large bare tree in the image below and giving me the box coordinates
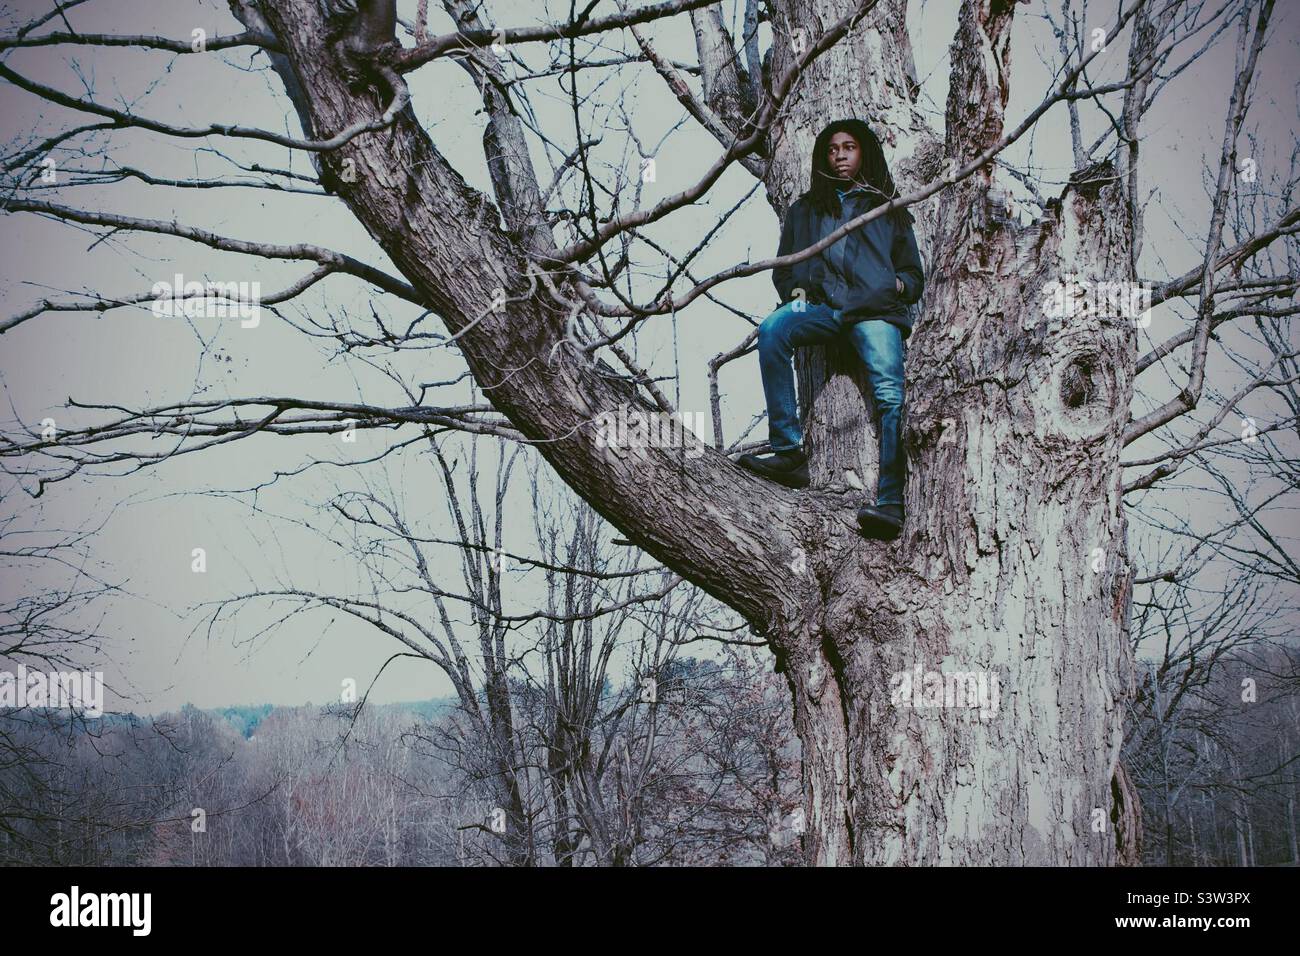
[3,0,1296,864]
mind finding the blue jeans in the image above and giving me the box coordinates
[756,300,907,506]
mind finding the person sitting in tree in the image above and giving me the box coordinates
[738,118,925,541]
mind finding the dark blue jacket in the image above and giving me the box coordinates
[772,188,925,337]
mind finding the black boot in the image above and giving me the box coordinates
[738,447,809,489]
[857,502,903,540]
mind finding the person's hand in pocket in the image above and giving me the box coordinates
[896,276,904,294]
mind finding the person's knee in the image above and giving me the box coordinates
[873,384,905,413]
[870,361,906,411]
[757,311,787,354]
[848,324,904,387]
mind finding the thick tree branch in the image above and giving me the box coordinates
[0,29,278,54]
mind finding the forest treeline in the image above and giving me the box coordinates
[0,650,807,865]
[1,641,1296,865]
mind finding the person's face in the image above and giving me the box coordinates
[827,132,863,181]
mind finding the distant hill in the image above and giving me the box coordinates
[1,697,461,738]
[203,698,461,737]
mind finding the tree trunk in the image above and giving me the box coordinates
[254,0,1139,864]
[1227,750,1251,866]
[1235,803,1250,866]
[757,0,1139,864]
[1287,726,1300,864]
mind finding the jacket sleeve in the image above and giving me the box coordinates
[772,202,796,303]
[891,216,925,306]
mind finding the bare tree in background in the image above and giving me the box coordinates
[2,0,1298,864]
[1116,121,1300,863]
[1125,643,1299,865]
[205,423,795,864]
[0,501,127,861]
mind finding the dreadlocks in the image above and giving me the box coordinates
[805,118,914,227]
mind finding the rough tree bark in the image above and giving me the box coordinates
[246,0,1145,864]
